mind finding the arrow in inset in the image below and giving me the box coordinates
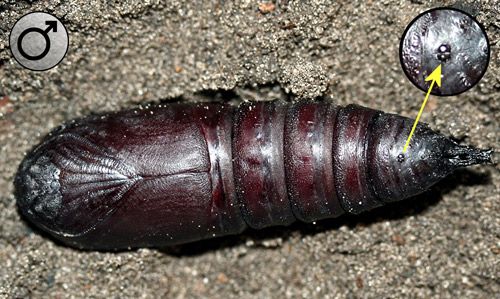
[403,64,442,153]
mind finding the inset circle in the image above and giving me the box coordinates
[399,7,490,96]
[9,12,69,71]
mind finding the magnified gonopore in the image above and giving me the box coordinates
[400,7,490,96]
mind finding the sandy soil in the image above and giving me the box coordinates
[0,0,498,298]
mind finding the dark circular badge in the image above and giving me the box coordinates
[400,7,490,96]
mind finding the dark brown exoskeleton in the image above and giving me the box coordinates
[15,101,492,250]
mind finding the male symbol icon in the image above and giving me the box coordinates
[9,12,68,71]
[17,21,57,61]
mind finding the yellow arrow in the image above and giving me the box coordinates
[403,64,442,153]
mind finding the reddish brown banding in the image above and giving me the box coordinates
[332,105,383,214]
[233,101,294,229]
[284,101,342,221]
